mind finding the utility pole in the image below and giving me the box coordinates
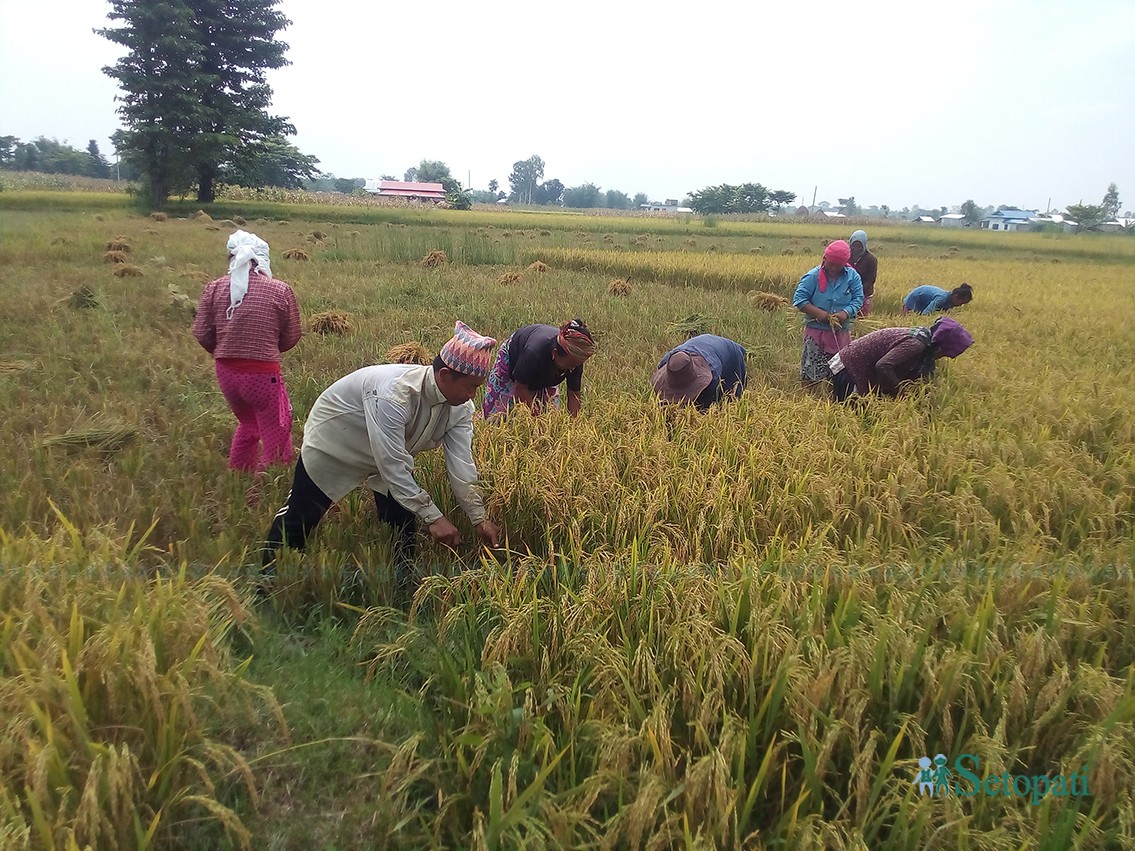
[811,186,818,213]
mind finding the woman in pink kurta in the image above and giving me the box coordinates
[193,231,302,486]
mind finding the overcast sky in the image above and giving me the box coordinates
[2,0,1133,212]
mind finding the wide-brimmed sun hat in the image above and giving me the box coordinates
[651,350,713,403]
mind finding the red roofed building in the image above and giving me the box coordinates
[363,179,447,202]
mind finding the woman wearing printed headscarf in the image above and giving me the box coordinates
[193,230,302,492]
[848,230,878,316]
[792,240,864,394]
[481,318,597,418]
[827,316,974,402]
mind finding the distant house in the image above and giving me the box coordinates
[980,209,1035,232]
[640,199,693,214]
[1030,213,1079,233]
[913,215,937,224]
[820,210,847,219]
[939,213,968,228]
[362,179,447,203]
[1098,218,1133,233]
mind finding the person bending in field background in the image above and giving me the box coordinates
[828,316,974,402]
[902,283,973,315]
[481,318,596,418]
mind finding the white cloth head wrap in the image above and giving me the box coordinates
[225,230,272,320]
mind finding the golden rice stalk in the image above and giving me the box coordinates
[68,286,102,309]
[308,310,355,335]
[498,271,521,285]
[527,261,549,273]
[281,248,309,260]
[205,225,220,231]
[385,341,432,365]
[113,264,145,278]
[0,360,35,373]
[41,424,138,450]
[540,229,552,236]
[103,250,128,264]
[607,278,631,296]
[749,291,790,311]
[150,212,168,222]
[105,237,131,253]
[421,250,448,268]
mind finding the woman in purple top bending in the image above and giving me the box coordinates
[828,316,974,402]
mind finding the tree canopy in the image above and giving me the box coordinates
[98,0,319,205]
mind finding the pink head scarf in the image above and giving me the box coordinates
[818,240,852,292]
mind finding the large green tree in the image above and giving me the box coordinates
[99,0,310,205]
[688,182,771,215]
[1102,183,1121,219]
[508,155,544,205]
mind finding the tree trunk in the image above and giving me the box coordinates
[197,165,216,203]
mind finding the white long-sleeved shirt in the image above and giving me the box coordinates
[299,364,486,525]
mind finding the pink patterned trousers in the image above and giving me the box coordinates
[215,362,295,473]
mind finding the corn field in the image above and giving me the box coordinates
[1,196,1134,848]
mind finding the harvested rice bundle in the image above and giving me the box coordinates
[167,285,197,317]
[105,236,131,253]
[103,250,128,264]
[607,278,631,296]
[68,286,102,309]
[308,311,355,335]
[669,313,712,338]
[421,250,448,268]
[233,215,247,225]
[150,212,168,222]
[113,264,145,278]
[50,236,68,245]
[0,360,35,373]
[192,210,212,220]
[749,291,790,311]
[527,261,549,273]
[385,341,431,365]
[498,271,521,285]
[41,423,137,451]
[282,248,309,260]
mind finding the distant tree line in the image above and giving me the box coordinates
[0,135,138,180]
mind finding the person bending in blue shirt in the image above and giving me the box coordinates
[651,334,747,412]
[903,283,973,315]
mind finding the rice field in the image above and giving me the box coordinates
[1,195,1134,849]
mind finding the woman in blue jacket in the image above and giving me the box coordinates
[792,240,864,394]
